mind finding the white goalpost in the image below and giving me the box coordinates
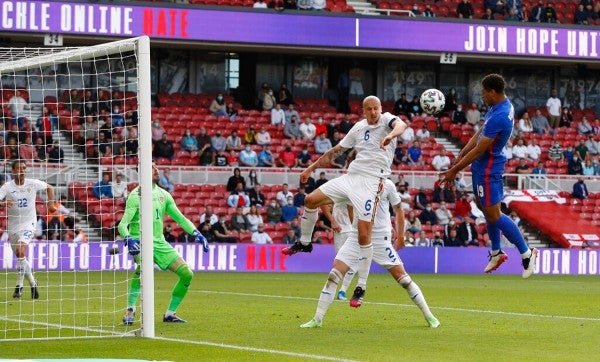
[0,36,154,339]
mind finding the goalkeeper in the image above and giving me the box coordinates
[118,164,208,325]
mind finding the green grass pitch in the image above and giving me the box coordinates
[1,272,599,361]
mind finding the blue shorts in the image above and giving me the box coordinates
[471,171,503,207]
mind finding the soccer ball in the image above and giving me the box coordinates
[420,89,445,115]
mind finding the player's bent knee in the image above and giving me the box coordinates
[328,269,343,285]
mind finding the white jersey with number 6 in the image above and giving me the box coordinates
[0,179,48,232]
[339,112,398,178]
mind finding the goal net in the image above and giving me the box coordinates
[0,36,154,340]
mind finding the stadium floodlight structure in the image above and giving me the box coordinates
[0,36,154,340]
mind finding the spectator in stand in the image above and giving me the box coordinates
[518,112,533,133]
[227,182,251,209]
[433,183,454,203]
[225,130,242,151]
[572,177,589,200]
[485,0,505,15]
[457,0,475,19]
[338,116,353,135]
[283,227,300,244]
[397,183,412,211]
[593,157,600,176]
[585,134,599,156]
[314,171,329,189]
[548,140,563,161]
[592,119,600,135]
[244,126,258,145]
[458,217,479,246]
[277,84,293,106]
[271,103,286,126]
[404,210,422,234]
[18,137,40,162]
[47,140,64,163]
[111,173,128,200]
[266,199,283,224]
[276,183,294,206]
[452,104,467,124]
[526,138,542,161]
[512,138,527,159]
[256,126,271,146]
[414,232,431,247]
[151,119,165,144]
[515,158,532,175]
[295,145,312,168]
[200,205,219,226]
[394,93,410,117]
[248,183,266,208]
[8,90,30,127]
[226,103,238,121]
[326,119,338,142]
[582,159,595,175]
[568,154,583,175]
[239,144,258,167]
[153,133,174,160]
[299,117,317,141]
[445,88,459,112]
[466,103,481,126]
[532,161,547,178]
[212,213,238,243]
[422,4,435,17]
[454,192,471,219]
[444,228,462,247]
[252,224,273,244]
[431,232,444,247]
[400,120,415,144]
[34,137,47,162]
[111,105,125,128]
[409,95,424,119]
[37,106,53,144]
[432,148,452,171]
[284,115,301,140]
[262,88,276,111]
[293,185,307,208]
[180,129,198,153]
[410,3,421,15]
[531,109,552,134]
[563,144,575,162]
[281,195,299,222]
[253,0,268,8]
[414,187,429,211]
[542,2,558,23]
[230,207,251,234]
[576,138,589,161]
[419,202,438,225]
[246,205,263,232]
[258,144,275,167]
[481,7,495,19]
[575,4,591,25]
[314,132,332,155]
[505,7,520,20]
[314,117,327,138]
[226,167,245,192]
[279,142,296,168]
[284,104,299,124]
[415,124,430,142]
[559,108,573,128]
[530,0,545,22]
[198,141,215,166]
[158,168,175,193]
[162,224,176,243]
[210,93,228,117]
[93,173,113,199]
[578,116,594,135]
[454,172,468,191]
[546,88,562,129]
[407,140,424,166]
[393,142,407,165]
[435,201,454,226]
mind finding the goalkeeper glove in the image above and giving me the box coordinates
[193,230,209,253]
[124,236,140,256]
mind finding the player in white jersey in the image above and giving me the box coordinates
[283,96,408,300]
[0,161,56,299]
[300,178,440,328]
[329,202,356,301]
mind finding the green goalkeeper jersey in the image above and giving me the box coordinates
[118,184,196,241]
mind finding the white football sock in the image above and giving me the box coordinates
[356,244,373,289]
[299,207,318,245]
[314,268,342,322]
[23,259,36,286]
[398,275,434,319]
[16,258,26,287]
[339,268,355,293]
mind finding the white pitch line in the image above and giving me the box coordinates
[189,290,600,322]
[155,336,363,362]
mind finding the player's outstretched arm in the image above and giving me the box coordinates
[118,191,139,238]
[46,184,56,213]
[392,203,405,250]
[381,118,408,149]
[440,135,495,188]
[455,127,483,163]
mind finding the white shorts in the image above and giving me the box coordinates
[9,230,35,253]
[335,232,403,270]
[334,231,350,253]
[320,173,384,222]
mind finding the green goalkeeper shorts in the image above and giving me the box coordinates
[153,240,181,271]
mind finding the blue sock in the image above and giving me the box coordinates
[486,221,502,251]
[493,214,529,254]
